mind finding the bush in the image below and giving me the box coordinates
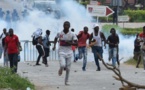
[124,10,145,22]
[121,28,142,35]
[102,24,122,36]
[79,1,89,7]
[102,25,142,36]
[0,67,35,90]
[98,17,113,22]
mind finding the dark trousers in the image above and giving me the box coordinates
[92,46,103,70]
[36,45,44,64]
[8,53,18,73]
[43,48,50,65]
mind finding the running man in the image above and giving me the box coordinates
[53,21,77,85]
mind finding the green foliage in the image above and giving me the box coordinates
[80,1,89,7]
[99,17,113,22]
[102,25,142,35]
[0,67,35,90]
[102,24,122,36]
[124,10,145,22]
[121,28,142,35]
[124,58,143,68]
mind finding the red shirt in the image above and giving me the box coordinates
[71,45,76,51]
[5,35,19,54]
[139,33,145,38]
[78,31,90,47]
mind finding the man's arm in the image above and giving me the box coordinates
[87,39,96,48]
[89,33,93,44]
[69,33,78,46]
[4,37,8,55]
[52,37,58,50]
[116,35,119,46]
[101,32,106,48]
[77,31,83,39]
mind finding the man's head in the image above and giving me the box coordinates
[93,24,99,33]
[84,26,88,34]
[3,28,7,34]
[110,28,116,35]
[46,30,50,36]
[9,28,14,36]
[71,28,74,32]
[143,26,145,34]
[63,21,70,30]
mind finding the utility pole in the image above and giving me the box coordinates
[111,0,122,25]
[116,0,119,25]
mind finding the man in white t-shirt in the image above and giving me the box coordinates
[53,21,77,85]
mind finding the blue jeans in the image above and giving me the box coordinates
[109,47,117,67]
[76,46,87,69]
[92,46,103,70]
[73,50,75,60]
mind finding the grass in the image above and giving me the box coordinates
[121,27,142,35]
[0,67,35,90]
[124,58,143,68]
[102,25,142,35]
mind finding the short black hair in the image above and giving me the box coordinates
[110,28,116,33]
[71,28,74,32]
[63,21,70,26]
[3,28,6,31]
[143,26,145,30]
[9,28,13,31]
[46,30,50,33]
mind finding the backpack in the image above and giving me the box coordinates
[32,36,38,45]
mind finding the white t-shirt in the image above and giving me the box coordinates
[56,30,77,54]
[93,31,102,47]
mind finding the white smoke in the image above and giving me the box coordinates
[0,0,135,64]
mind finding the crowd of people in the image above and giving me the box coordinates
[0,8,29,22]
[1,21,145,85]
[31,21,120,85]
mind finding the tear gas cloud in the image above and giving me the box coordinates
[0,0,135,63]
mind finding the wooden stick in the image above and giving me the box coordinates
[96,52,145,89]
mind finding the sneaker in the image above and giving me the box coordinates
[36,63,41,65]
[74,60,77,62]
[82,67,86,71]
[65,81,70,86]
[58,68,63,76]
[96,68,101,71]
[45,64,48,67]
[42,61,46,64]
[136,66,139,68]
